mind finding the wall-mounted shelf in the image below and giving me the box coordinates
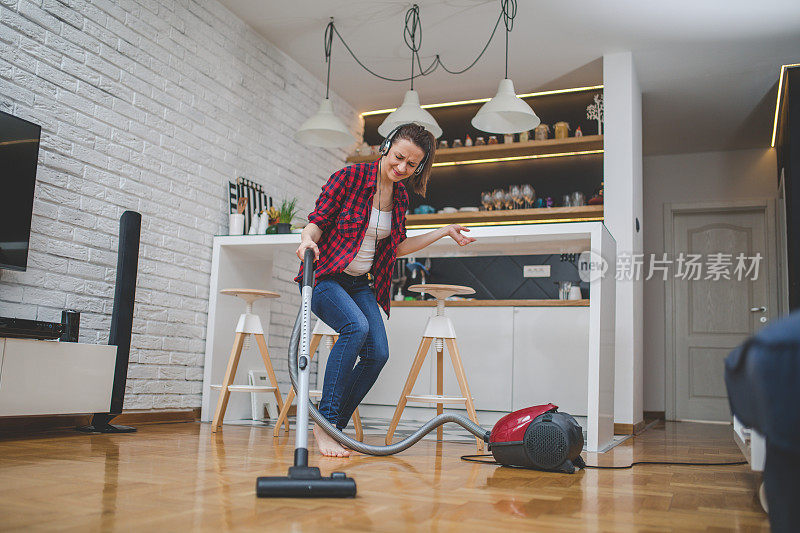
[405,204,603,228]
[346,135,603,165]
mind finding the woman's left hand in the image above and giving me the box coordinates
[446,224,476,246]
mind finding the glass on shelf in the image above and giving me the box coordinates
[521,184,535,208]
[509,185,524,210]
[492,188,505,210]
[480,191,493,211]
[503,190,515,210]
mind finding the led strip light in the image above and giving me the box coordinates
[771,63,800,147]
[407,216,605,229]
[432,149,604,167]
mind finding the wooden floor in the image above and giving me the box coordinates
[0,420,768,532]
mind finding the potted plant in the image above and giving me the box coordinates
[276,198,298,234]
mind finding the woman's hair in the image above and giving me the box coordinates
[389,123,436,197]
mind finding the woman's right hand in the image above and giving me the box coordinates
[296,237,319,262]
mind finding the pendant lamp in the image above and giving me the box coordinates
[295,20,353,148]
[471,0,539,134]
[377,90,442,139]
[295,99,352,148]
[472,78,539,134]
[377,5,442,139]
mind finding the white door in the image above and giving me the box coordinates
[667,202,776,421]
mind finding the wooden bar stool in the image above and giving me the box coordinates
[385,284,484,451]
[211,289,288,433]
[273,318,363,441]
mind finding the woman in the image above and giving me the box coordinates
[295,123,475,457]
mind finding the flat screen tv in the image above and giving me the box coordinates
[0,111,41,271]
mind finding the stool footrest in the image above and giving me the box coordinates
[405,394,471,404]
[211,384,277,393]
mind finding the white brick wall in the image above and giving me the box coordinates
[0,0,360,410]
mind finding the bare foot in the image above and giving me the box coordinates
[313,425,350,457]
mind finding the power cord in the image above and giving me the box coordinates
[460,454,747,469]
[327,3,510,83]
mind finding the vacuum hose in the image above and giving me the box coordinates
[287,252,490,456]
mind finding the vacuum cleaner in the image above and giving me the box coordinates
[488,404,586,474]
[256,250,584,498]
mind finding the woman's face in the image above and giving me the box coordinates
[381,138,426,183]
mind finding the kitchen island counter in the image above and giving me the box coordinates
[201,222,615,451]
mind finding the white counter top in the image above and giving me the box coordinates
[212,221,608,256]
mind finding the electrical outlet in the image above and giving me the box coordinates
[523,265,550,278]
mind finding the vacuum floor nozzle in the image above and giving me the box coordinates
[256,466,356,498]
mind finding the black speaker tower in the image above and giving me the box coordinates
[78,211,141,434]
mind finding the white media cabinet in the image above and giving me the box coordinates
[0,337,117,416]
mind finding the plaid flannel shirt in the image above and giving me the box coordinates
[296,160,409,316]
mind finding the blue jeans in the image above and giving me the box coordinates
[309,273,389,429]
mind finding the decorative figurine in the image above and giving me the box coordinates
[439,139,449,149]
[546,196,554,208]
[575,126,583,137]
[475,136,486,146]
[452,138,463,148]
[586,93,604,135]
[588,181,604,205]
[465,134,473,147]
[519,130,529,142]
[488,135,498,145]
[504,134,514,144]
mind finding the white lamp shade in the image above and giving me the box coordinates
[377,90,443,139]
[294,98,353,148]
[471,78,540,134]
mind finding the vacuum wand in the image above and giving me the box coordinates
[293,248,314,467]
[256,249,357,498]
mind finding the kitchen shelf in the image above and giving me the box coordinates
[405,204,603,228]
[392,299,590,307]
[345,135,603,165]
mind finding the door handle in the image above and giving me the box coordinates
[750,306,766,313]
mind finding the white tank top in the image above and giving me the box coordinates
[344,207,392,276]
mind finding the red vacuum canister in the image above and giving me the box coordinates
[488,404,586,474]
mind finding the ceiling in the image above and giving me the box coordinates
[218,0,800,155]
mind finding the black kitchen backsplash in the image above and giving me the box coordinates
[394,254,589,300]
